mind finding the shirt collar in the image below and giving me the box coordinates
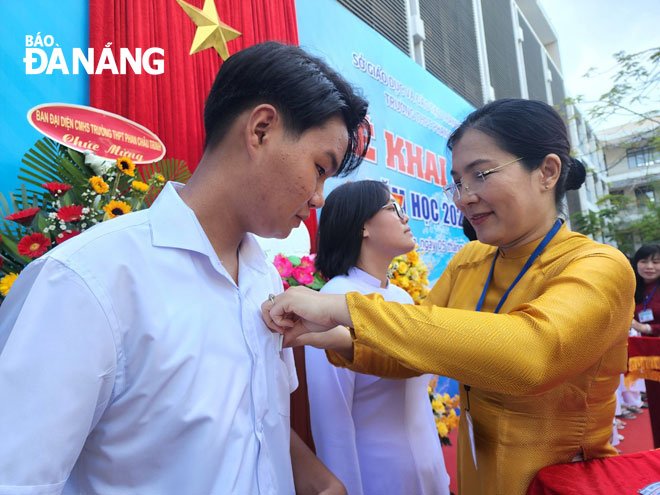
[349,266,389,288]
[149,182,269,274]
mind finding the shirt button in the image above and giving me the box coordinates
[256,421,264,433]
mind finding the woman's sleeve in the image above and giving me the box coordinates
[346,251,635,395]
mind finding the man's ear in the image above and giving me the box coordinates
[538,153,561,191]
[245,104,279,152]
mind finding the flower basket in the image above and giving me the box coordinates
[0,138,190,301]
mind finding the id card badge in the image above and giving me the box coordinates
[466,410,478,470]
[639,309,654,323]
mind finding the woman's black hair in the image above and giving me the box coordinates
[315,180,391,279]
[447,99,586,208]
[632,244,660,303]
[204,41,370,176]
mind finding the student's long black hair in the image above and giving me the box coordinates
[315,180,391,279]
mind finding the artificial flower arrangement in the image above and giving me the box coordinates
[0,138,190,301]
[388,248,430,304]
[428,376,461,446]
[273,253,326,290]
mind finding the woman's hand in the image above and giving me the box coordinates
[284,325,354,361]
[261,286,353,335]
[632,319,653,335]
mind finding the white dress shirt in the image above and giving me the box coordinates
[0,182,297,495]
[305,267,450,495]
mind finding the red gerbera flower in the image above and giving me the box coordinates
[42,182,73,196]
[56,205,84,222]
[17,233,51,259]
[56,230,81,245]
[5,207,40,226]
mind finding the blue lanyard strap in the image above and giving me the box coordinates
[475,219,563,314]
[643,283,659,310]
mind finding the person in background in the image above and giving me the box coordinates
[306,180,450,495]
[263,99,635,495]
[0,42,370,495]
[630,243,660,447]
[631,244,660,337]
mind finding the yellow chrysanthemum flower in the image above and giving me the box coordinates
[390,248,430,304]
[154,173,165,183]
[116,157,136,177]
[131,180,149,193]
[432,398,446,413]
[436,420,449,437]
[103,200,132,219]
[89,176,110,194]
[0,272,19,296]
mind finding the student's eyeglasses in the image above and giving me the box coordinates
[442,157,524,203]
[381,200,405,221]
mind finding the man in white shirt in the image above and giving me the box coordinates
[0,41,371,495]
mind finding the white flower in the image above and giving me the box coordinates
[84,151,114,175]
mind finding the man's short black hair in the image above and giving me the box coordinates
[204,41,371,176]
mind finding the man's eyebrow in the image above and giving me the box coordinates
[449,158,491,178]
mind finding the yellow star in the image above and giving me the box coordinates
[176,0,241,60]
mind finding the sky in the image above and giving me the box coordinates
[537,0,660,133]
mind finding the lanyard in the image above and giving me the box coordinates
[475,218,562,314]
[464,219,563,413]
[643,284,659,310]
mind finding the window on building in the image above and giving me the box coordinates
[420,0,483,107]
[337,0,410,56]
[635,185,656,207]
[627,146,660,168]
[519,14,547,103]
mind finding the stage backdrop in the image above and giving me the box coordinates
[296,0,474,284]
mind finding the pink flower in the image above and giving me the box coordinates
[282,279,290,290]
[292,266,314,285]
[299,255,315,269]
[274,254,294,277]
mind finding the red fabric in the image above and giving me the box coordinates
[526,450,660,494]
[88,0,320,244]
[629,336,660,358]
[89,0,298,173]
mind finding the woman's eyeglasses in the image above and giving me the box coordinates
[381,200,405,221]
[443,157,524,202]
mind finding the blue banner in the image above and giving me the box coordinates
[1,1,89,199]
[296,0,474,283]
